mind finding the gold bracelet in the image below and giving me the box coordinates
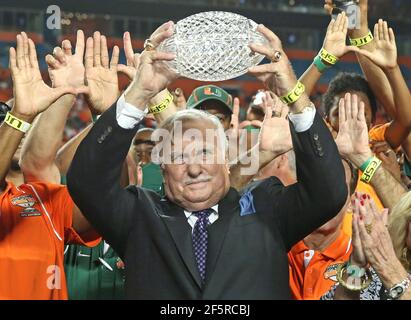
[148,91,174,114]
[319,48,339,65]
[360,156,382,184]
[349,31,374,47]
[336,262,372,292]
[4,111,31,133]
[280,81,305,105]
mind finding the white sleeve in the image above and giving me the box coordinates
[115,93,148,129]
[288,106,316,133]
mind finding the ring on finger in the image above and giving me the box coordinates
[144,39,156,51]
[271,50,282,63]
[365,222,373,235]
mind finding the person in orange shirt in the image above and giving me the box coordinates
[288,158,357,300]
[0,32,101,300]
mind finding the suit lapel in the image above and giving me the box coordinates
[205,188,239,284]
[158,199,202,289]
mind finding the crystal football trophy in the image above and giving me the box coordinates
[157,11,269,82]
[332,0,361,29]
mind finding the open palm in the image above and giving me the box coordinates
[323,12,358,59]
[83,32,120,113]
[356,20,397,69]
[47,30,85,89]
[335,93,370,158]
[10,32,74,117]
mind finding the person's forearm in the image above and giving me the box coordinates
[350,15,396,118]
[149,88,178,124]
[385,65,411,129]
[0,116,29,189]
[357,53,396,118]
[67,101,138,256]
[56,124,92,176]
[350,151,407,210]
[20,94,75,182]
[299,63,322,98]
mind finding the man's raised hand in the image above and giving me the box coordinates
[46,30,85,89]
[355,20,398,70]
[9,32,75,121]
[80,31,120,114]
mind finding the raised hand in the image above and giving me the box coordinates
[124,21,178,108]
[259,92,292,156]
[323,12,359,59]
[46,30,85,89]
[355,20,398,70]
[335,93,372,167]
[248,25,296,97]
[81,32,120,114]
[9,32,75,120]
[117,31,140,81]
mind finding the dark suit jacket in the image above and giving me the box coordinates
[67,102,347,300]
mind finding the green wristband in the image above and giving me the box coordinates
[359,156,373,172]
[313,55,330,73]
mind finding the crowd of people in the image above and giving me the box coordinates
[1,0,411,300]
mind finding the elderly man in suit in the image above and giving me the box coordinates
[67,21,347,299]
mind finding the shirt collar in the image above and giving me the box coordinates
[184,204,219,219]
[290,231,352,260]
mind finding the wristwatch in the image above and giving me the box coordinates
[386,276,411,300]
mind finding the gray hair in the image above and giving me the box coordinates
[158,109,228,151]
[152,109,229,164]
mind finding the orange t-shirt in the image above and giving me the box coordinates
[288,231,352,300]
[0,181,100,300]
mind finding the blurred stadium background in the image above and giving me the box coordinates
[1,0,410,138]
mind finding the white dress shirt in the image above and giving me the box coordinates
[184,205,219,231]
[115,93,316,133]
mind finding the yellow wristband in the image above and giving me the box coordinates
[360,157,382,184]
[148,92,173,114]
[319,48,339,65]
[280,81,305,105]
[4,112,31,133]
[349,31,374,47]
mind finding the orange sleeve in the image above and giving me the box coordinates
[43,183,101,247]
